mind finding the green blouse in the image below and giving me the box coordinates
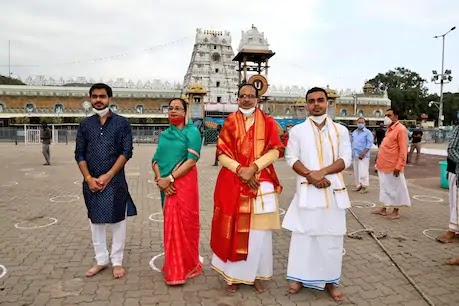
[152,121,202,177]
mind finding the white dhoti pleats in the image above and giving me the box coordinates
[287,232,343,290]
[353,157,370,187]
[448,173,459,232]
[211,229,273,285]
[378,171,411,207]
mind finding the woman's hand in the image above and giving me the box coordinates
[156,176,171,190]
[164,184,176,196]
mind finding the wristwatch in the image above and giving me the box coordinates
[169,174,175,183]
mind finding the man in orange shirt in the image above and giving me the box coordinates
[372,108,411,219]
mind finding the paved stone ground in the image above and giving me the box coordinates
[0,143,459,306]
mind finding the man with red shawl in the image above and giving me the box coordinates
[210,83,284,293]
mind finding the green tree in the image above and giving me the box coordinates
[0,75,25,85]
[368,67,428,120]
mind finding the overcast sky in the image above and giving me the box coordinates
[1,0,458,93]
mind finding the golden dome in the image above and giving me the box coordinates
[325,85,338,99]
[187,82,207,94]
[294,97,306,105]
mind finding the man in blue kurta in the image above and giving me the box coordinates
[75,83,137,279]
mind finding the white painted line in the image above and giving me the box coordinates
[1,181,19,188]
[25,171,47,176]
[351,201,376,208]
[126,172,140,176]
[15,217,58,229]
[422,228,448,240]
[148,179,155,183]
[149,212,164,222]
[149,252,165,272]
[149,253,204,273]
[50,195,80,203]
[279,208,286,216]
[74,181,81,185]
[343,248,346,256]
[19,168,34,172]
[413,195,444,203]
[0,264,6,279]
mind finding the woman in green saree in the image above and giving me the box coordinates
[151,98,202,285]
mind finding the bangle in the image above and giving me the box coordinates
[252,163,259,172]
[236,165,242,174]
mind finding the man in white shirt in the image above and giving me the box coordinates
[283,87,352,302]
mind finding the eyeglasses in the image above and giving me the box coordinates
[168,106,184,111]
[238,94,257,99]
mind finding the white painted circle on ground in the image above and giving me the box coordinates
[19,168,34,172]
[422,228,448,240]
[351,201,376,208]
[149,253,204,273]
[25,172,47,178]
[50,195,80,203]
[15,217,58,229]
[1,181,19,188]
[149,212,164,222]
[147,193,160,200]
[413,195,444,203]
[0,264,7,279]
[279,208,286,216]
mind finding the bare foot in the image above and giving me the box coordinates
[227,284,239,293]
[446,258,459,265]
[286,281,302,295]
[386,210,400,220]
[85,265,107,277]
[371,208,386,216]
[254,279,266,293]
[326,284,344,302]
[112,265,126,279]
[436,231,456,243]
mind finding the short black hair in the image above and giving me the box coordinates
[386,108,399,116]
[169,98,188,113]
[89,83,113,98]
[237,82,259,98]
[306,87,328,100]
[357,117,366,122]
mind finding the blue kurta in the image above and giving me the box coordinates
[75,112,137,224]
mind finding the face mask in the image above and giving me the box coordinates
[168,116,185,126]
[93,107,109,117]
[357,123,365,129]
[310,114,327,124]
[239,107,256,116]
[383,116,392,126]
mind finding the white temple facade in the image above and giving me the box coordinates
[182,29,239,103]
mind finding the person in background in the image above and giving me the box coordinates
[213,124,222,166]
[372,108,411,220]
[351,117,374,193]
[408,125,423,164]
[41,122,52,165]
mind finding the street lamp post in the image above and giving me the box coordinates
[432,26,455,127]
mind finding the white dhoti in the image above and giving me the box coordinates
[353,158,370,187]
[378,171,411,207]
[283,191,347,291]
[287,233,343,290]
[448,173,459,232]
[211,229,273,285]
